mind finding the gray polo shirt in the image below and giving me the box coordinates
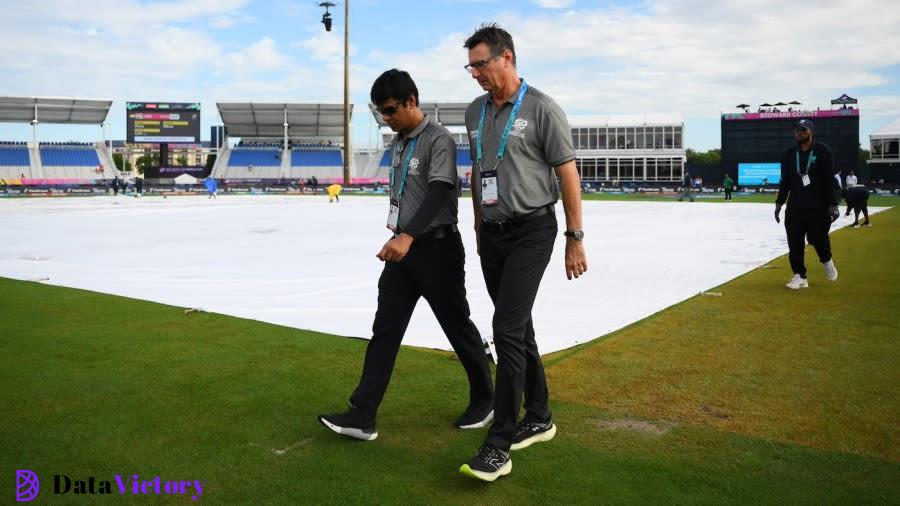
[389,115,459,233]
[465,81,575,222]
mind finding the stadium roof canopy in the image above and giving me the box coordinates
[216,102,354,139]
[871,117,900,139]
[369,102,469,128]
[0,96,113,125]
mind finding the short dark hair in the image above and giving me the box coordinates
[464,23,516,66]
[370,69,419,107]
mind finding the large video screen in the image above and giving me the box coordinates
[738,163,781,185]
[127,102,201,143]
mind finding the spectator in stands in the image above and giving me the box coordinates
[774,119,840,289]
[326,183,342,202]
[844,186,871,227]
[723,173,734,200]
[319,68,494,446]
[678,170,694,202]
[846,171,857,188]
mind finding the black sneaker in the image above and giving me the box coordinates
[455,405,494,429]
[459,443,511,482]
[318,409,378,441]
[510,418,557,450]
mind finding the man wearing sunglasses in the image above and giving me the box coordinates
[775,119,840,289]
[458,23,587,482]
[318,69,494,442]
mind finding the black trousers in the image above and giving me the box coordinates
[724,188,732,200]
[349,232,493,420]
[784,206,832,277]
[480,212,557,451]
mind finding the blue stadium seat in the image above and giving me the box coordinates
[458,148,473,166]
[39,147,100,166]
[228,149,282,167]
[0,147,30,166]
[290,149,342,166]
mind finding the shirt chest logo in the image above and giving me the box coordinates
[510,118,528,139]
[408,157,421,175]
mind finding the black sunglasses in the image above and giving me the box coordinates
[376,101,406,117]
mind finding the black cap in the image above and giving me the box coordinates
[795,119,814,131]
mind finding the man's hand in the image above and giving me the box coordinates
[828,205,839,223]
[774,204,783,223]
[565,238,588,280]
[377,233,414,262]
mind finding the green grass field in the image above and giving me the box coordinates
[1,203,898,504]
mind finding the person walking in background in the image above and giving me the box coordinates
[204,176,218,199]
[845,170,858,188]
[774,119,840,289]
[679,170,694,202]
[723,173,734,201]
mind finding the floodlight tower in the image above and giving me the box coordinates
[319,1,350,185]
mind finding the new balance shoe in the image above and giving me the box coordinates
[455,405,494,429]
[318,409,378,441]
[823,259,838,281]
[785,274,809,289]
[459,443,511,482]
[510,418,557,450]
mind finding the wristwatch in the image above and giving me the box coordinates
[564,229,584,240]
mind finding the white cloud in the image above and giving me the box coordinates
[223,37,292,72]
[533,0,575,8]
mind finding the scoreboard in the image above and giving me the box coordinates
[127,102,201,143]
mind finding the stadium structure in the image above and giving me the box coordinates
[869,116,900,184]
[0,96,121,191]
[721,96,860,186]
[569,114,686,185]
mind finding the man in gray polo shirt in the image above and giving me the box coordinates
[319,69,494,441]
[458,24,588,482]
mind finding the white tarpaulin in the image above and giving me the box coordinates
[0,196,885,354]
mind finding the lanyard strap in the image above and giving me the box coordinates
[795,149,815,175]
[476,80,529,168]
[390,137,417,200]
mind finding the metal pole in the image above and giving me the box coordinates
[343,0,350,185]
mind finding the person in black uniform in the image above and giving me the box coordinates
[774,119,840,289]
[844,185,871,227]
[318,69,494,441]
[458,24,588,482]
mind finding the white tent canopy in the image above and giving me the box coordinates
[174,174,198,185]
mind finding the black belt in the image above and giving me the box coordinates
[481,205,555,233]
[406,223,458,241]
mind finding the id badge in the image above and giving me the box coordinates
[386,199,400,231]
[801,174,811,187]
[480,170,499,206]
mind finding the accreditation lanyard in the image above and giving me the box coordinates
[476,81,528,206]
[390,137,418,201]
[476,80,528,170]
[795,149,815,187]
[795,149,815,175]
[386,137,417,231]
